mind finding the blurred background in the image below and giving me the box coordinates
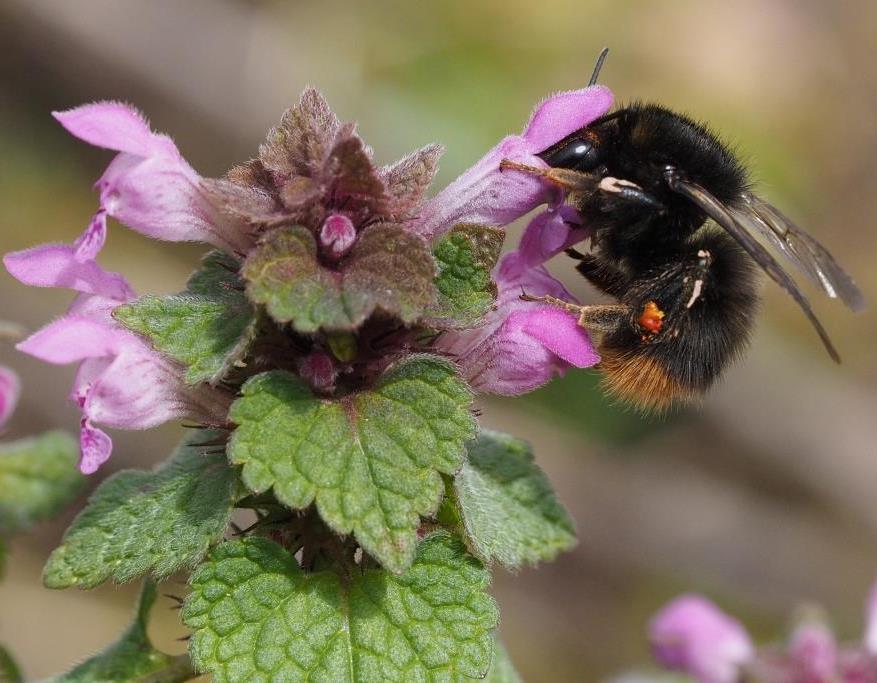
[1,0,876,680]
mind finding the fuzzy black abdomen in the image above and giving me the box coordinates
[598,228,760,409]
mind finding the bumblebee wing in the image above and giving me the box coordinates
[731,192,864,312]
[666,174,841,363]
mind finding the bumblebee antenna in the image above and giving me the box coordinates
[588,47,610,86]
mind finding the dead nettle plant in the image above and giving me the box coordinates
[3,82,615,681]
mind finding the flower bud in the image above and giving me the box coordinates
[298,352,338,393]
[320,213,357,260]
[789,610,838,682]
[0,366,20,429]
[649,594,754,683]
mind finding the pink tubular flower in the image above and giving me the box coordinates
[865,578,877,656]
[0,366,20,430]
[649,594,755,683]
[789,615,838,683]
[53,102,254,254]
[437,208,599,395]
[4,223,230,474]
[3,211,134,301]
[412,84,613,238]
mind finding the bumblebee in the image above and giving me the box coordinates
[505,50,864,409]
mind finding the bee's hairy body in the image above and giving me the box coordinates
[537,103,822,409]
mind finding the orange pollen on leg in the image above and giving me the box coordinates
[638,301,665,334]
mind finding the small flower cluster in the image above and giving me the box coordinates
[4,84,612,474]
[650,584,877,682]
[0,365,20,431]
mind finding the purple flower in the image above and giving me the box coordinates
[319,213,357,260]
[297,351,338,394]
[412,84,613,238]
[0,366,20,430]
[5,223,230,473]
[53,102,254,254]
[865,578,877,656]
[789,615,838,682]
[4,211,134,301]
[438,209,598,395]
[649,594,754,683]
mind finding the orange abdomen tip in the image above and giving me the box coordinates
[638,301,665,334]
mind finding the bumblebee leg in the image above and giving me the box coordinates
[499,160,598,194]
[566,250,630,298]
[681,248,713,309]
[520,292,629,333]
[575,304,630,332]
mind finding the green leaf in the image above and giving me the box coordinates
[454,430,576,569]
[115,251,256,385]
[0,644,22,683]
[0,431,82,535]
[243,224,436,333]
[183,531,497,682]
[341,224,436,326]
[51,580,193,682]
[44,431,236,589]
[229,356,475,573]
[484,638,522,683]
[426,224,503,328]
[242,226,341,332]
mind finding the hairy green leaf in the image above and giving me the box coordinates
[115,251,256,385]
[44,431,236,589]
[341,224,436,326]
[0,644,22,683]
[183,531,497,682]
[455,430,576,569]
[243,226,346,331]
[243,224,436,333]
[484,638,522,683]
[51,580,193,682]
[0,431,82,535]
[229,356,475,573]
[426,224,503,328]
[380,144,443,219]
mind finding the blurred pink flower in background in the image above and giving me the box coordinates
[0,365,20,430]
[649,594,754,683]
[650,581,877,683]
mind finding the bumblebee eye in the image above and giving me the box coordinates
[539,138,602,171]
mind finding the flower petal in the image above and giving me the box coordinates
[53,102,172,158]
[519,307,599,367]
[82,343,193,430]
[4,213,135,302]
[56,101,252,253]
[865,578,877,655]
[16,316,124,365]
[98,152,252,252]
[649,594,754,683]
[0,366,21,429]
[413,136,549,237]
[516,204,588,270]
[73,209,108,260]
[789,616,837,681]
[522,84,614,151]
[78,417,113,474]
[440,248,598,395]
[412,84,612,238]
